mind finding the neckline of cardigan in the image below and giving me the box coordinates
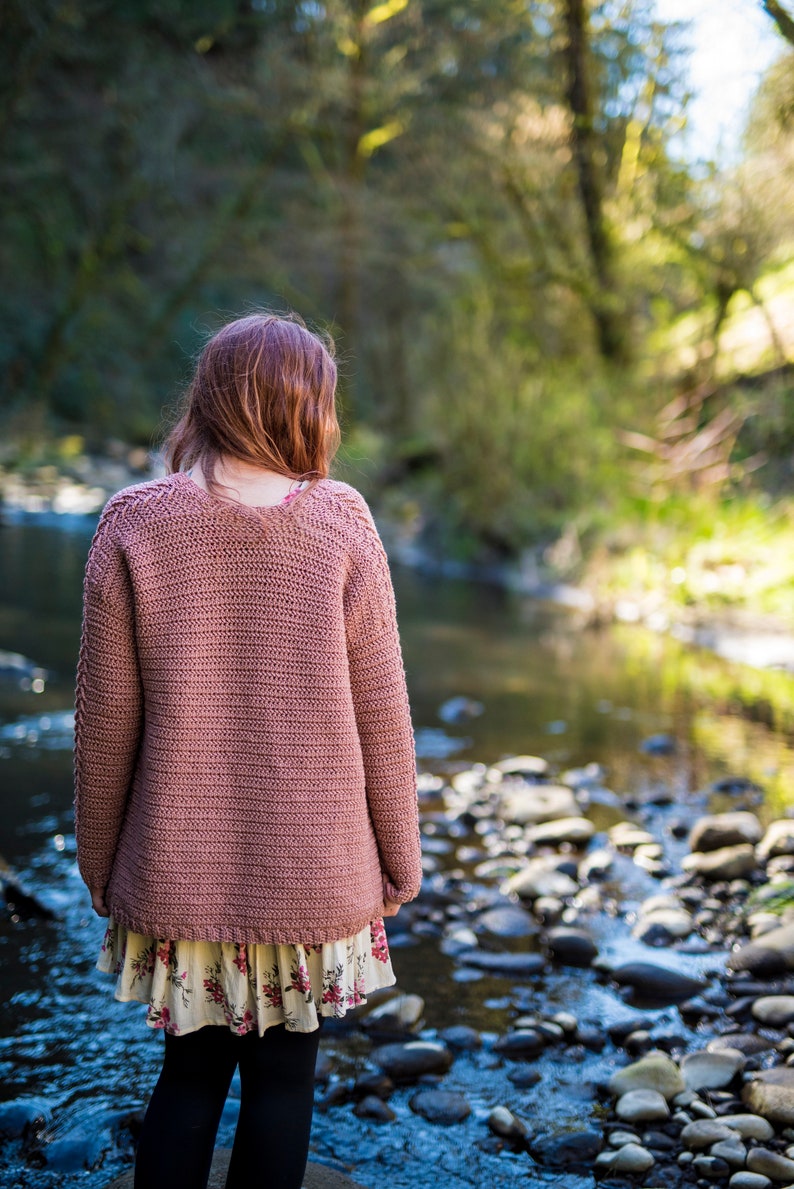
[174,469,327,516]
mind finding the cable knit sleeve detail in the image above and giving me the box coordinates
[73,499,143,893]
[342,496,421,904]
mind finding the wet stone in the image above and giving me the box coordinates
[680,1119,737,1148]
[609,1051,685,1101]
[689,813,763,853]
[746,1148,794,1181]
[615,1089,670,1123]
[693,1154,732,1179]
[353,1095,396,1123]
[352,1072,393,1100]
[475,904,537,939]
[681,1047,745,1090]
[361,993,425,1036]
[493,1029,545,1060]
[683,844,758,882]
[718,1114,776,1141]
[507,1067,542,1088]
[527,816,595,847]
[487,1106,529,1142]
[728,1173,774,1189]
[498,784,577,826]
[371,1041,453,1082]
[409,1089,470,1126]
[594,1143,655,1174]
[610,962,707,1004]
[438,1025,481,1051]
[753,996,794,1027]
[544,926,598,967]
[533,1129,602,1166]
[710,1137,748,1167]
[743,1068,794,1126]
[457,949,546,977]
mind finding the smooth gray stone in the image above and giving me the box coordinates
[610,962,706,1003]
[371,1040,453,1081]
[689,812,762,853]
[728,1173,773,1189]
[105,1152,366,1188]
[409,1089,470,1125]
[743,1067,794,1126]
[746,1147,794,1180]
[545,926,598,967]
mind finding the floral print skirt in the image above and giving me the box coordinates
[97,917,395,1037]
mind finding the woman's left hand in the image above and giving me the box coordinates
[382,874,401,918]
[90,887,110,917]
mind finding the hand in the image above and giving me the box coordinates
[382,874,401,918]
[90,887,110,917]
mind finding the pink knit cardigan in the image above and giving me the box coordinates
[73,473,422,944]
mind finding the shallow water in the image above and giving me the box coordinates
[1,514,793,1188]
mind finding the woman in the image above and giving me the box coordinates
[74,312,422,1189]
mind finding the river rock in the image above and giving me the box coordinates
[493,1029,545,1059]
[409,1089,470,1125]
[609,822,657,850]
[718,1114,775,1141]
[693,1154,731,1178]
[533,1130,602,1166]
[633,908,693,946]
[594,1144,655,1174]
[610,962,707,1003]
[708,1034,777,1057]
[371,1041,453,1082]
[491,755,549,779]
[354,1095,396,1122]
[361,993,425,1035]
[728,1173,774,1189]
[746,1148,794,1181]
[681,1048,745,1091]
[758,821,794,861]
[528,816,595,847]
[502,860,579,901]
[710,1137,747,1167]
[682,844,757,881]
[680,1119,737,1148]
[544,926,598,967]
[499,785,577,826]
[743,1067,794,1125]
[728,924,794,976]
[458,949,546,977]
[475,904,537,938]
[752,996,794,1026]
[690,812,763,853]
[487,1105,529,1141]
[609,1051,685,1100]
[439,1025,481,1051]
[615,1089,669,1122]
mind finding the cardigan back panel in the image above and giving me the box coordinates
[73,473,421,944]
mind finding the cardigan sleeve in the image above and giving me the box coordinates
[343,504,422,905]
[73,502,144,893]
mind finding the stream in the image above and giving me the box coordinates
[1,511,794,1188]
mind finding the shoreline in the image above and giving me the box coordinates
[2,459,793,676]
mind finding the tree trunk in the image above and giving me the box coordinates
[562,0,627,362]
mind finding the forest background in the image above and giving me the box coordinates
[2,0,793,625]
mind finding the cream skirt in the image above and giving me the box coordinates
[97,917,395,1037]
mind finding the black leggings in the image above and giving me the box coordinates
[134,1023,322,1189]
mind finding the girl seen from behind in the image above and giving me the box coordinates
[74,312,422,1189]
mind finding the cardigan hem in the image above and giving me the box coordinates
[107,903,392,946]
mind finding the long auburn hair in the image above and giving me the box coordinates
[164,312,340,495]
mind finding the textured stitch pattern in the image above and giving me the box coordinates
[73,473,421,945]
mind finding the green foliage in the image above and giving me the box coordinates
[0,0,792,579]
